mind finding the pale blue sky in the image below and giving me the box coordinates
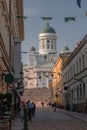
[22,0,87,64]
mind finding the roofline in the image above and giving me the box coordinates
[62,34,87,70]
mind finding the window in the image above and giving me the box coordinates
[47,40,49,43]
[38,73,41,79]
[47,44,50,49]
[51,44,54,49]
[42,40,45,44]
[86,51,87,67]
[80,84,82,98]
[42,43,45,49]
[51,40,54,43]
[73,88,75,100]
[77,86,79,99]
[68,70,69,81]
[83,82,85,97]
[71,89,73,99]
[76,61,78,74]
[73,64,75,76]
[40,43,42,49]
[79,58,81,72]
[82,54,85,69]
[70,67,73,79]
[65,72,67,82]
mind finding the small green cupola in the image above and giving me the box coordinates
[61,46,70,53]
[29,46,36,51]
[63,46,69,51]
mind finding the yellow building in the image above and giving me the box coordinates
[51,46,71,108]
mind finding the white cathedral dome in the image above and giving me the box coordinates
[39,23,57,55]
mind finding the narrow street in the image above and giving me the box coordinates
[28,107,87,130]
[0,1,87,130]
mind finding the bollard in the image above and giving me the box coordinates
[24,108,28,130]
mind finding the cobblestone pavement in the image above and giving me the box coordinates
[28,107,87,130]
[12,107,87,130]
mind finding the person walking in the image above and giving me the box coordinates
[53,101,57,112]
[27,100,33,121]
[32,102,36,116]
[42,102,44,107]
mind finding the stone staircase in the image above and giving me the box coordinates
[21,87,51,106]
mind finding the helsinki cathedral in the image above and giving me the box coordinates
[24,20,59,89]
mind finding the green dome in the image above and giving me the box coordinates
[40,23,56,34]
[63,46,69,51]
[29,46,36,51]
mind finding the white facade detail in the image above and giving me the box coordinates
[39,33,57,55]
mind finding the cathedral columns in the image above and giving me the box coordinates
[35,72,37,87]
[46,72,49,88]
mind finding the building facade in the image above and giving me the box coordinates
[23,22,59,89]
[62,35,87,113]
[51,47,71,107]
[0,0,24,93]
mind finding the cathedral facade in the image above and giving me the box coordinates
[23,22,59,89]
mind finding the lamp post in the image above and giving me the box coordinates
[23,104,28,130]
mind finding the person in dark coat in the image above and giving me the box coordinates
[27,100,33,121]
[32,102,36,116]
[53,101,57,112]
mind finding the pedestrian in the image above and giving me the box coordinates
[32,102,36,116]
[53,101,57,112]
[42,102,44,107]
[27,100,33,121]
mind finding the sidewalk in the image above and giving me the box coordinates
[58,108,87,122]
[11,117,24,130]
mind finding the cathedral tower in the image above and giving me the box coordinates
[39,21,57,55]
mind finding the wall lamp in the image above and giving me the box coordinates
[58,72,62,77]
